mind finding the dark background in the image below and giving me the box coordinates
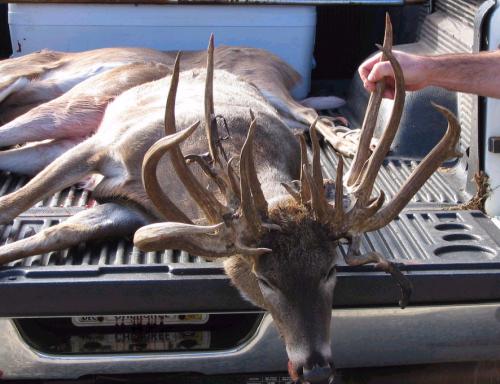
[0,4,11,58]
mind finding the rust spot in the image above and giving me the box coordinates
[16,41,22,53]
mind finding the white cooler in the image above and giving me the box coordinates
[8,4,316,98]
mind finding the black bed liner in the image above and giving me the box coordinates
[0,141,499,317]
[1,0,497,318]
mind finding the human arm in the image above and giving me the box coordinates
[358,50,500,99]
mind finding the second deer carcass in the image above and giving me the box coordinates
[0,18,460,383]
[0,45,352,156]
[0,47,175,124]
[0,61,170,174]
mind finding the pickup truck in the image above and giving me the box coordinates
[1,0,500,382]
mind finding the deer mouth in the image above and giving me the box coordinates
[288,360,335,384]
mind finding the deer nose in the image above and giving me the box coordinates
[302,364,334,384]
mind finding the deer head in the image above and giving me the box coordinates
[134,17,460,384]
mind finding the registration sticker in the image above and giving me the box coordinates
[71,314,209,327]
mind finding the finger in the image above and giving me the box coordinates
[358,52,383,82]
[359,65,370,84]
[363,80,376,93]
[367,61,394,83]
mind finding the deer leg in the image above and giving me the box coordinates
[0,77,30,104]
[261,88,373,157]
[0,202,151,265]
[0,138,102,225]
[0,98,104,148]
[0,138,83,175]
[344,235,412,308]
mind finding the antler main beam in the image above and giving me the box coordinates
[361,104,461,232]
[136,35,277,259]
[346,13,393,189]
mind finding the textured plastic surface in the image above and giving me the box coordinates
[1,208,500,317]
[8,4,315,98]
[1,137,500,317]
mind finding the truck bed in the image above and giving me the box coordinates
[1,141,499,317]
[1,0,500,379]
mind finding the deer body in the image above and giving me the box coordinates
[92,68,299,217]
[0,66,300,255]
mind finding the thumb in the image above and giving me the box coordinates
[367,61,393,83]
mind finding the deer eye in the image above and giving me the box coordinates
[324,265,336,281]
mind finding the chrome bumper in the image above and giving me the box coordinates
[2,304,500,379]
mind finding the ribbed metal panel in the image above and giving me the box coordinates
[2,212,207,268]
[3,208,498,269]
[320,146,466,205]
[418,1,487,152]
[435,0,484,28]
[0,171,92,208]
[418,15,473,53]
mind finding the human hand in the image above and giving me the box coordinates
[358,50,431,99]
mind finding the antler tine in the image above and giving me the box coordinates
[184,154,227,195]
[297,134,312,204]
[165,51,228,224]
[361,104,461,232]
[142,121,199,224]
[310,118,323,188]
[204,33,220,166]
[333,154,344,222]
[352,43,405,206]
[346,13,393,189]
[246,110,269,218]
[240,117,265,238]
[343,235,412,308]
[227,156,242,207]
[309,119,330,222]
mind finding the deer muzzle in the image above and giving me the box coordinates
[289,361,334,384]
[303,364,334,383]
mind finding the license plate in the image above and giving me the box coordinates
[71,314,209,327]
[69,330,211,353]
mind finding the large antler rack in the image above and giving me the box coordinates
[282,14,461,307]
[134,36,279,259]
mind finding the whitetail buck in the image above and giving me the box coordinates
[134,18,460,383]
[0,17,460,384]
[0,45,353,158]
